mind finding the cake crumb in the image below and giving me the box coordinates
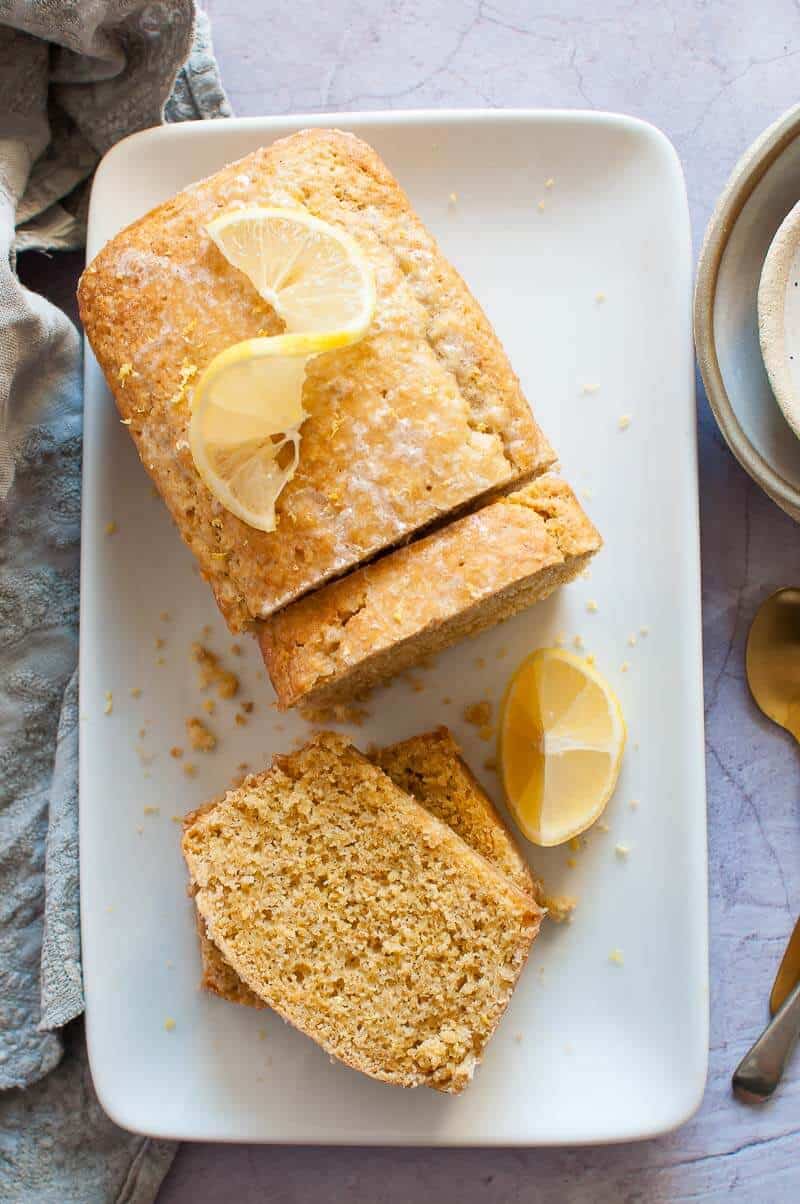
[448,191,458,205]
[464,700,492,728]
[573,634,584,649]
[586,599,598,613]
[581,382,600,395]
[104,521,117,536]
[183,762,198,778]
[483,755,498,772]
[170,746,184,759]
[640,625,649,637]
[156,655,166,666]
[585,654,595,667]
[192,642,239,699]
[130,687,142,698]
[442,696,452,705]
[474,657,486,669]
[537,199,546,212]
[230,643,242,656]
[620,661,629,673]
[186,717,216,751]
[627,634,637,646]
[241,700,254,714]
[155,637,165,650]
[235,712,248,727]
[629,798,639,810]
[135,825,144,835]
[202,699,215,715]
[555,631,566,646]
[595,291,606,303]
[103,691,113,715]
[496,647,507,659]
[160,611,171,622]
[566,857,577,869]
[299,701,369,726]
[609,949,624,966]
[545,177,554,189]
[540,892,577,923]
[117,362,135,384]
[618,414,632,430]
[168,360,197,407]
[171,815,183,823]
[514,1033,524,1044]
[615,843,631,858]
[596,820,610,833]
[568,836,582,853]
[409,677,425,693]
[258,1028,267,1041]
[143,805,159,816]
[164,1017,176,1032]
[581,489,593,501]
[478,724,494,742]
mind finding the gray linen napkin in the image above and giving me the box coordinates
[0,3,230,1199]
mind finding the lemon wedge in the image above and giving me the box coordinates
[189,332,342,533]
[499,648,626,846]
[205,205,375,343]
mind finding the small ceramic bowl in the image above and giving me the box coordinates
[695,103,800,522]
[758,200,800,441]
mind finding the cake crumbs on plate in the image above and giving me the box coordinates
[156,655,166,666]
[585,654,596,667]
[192,642,239,699]
[554,631,566,646]
[463,700,492,728]
[154,637,165,650]
[620,661,630,673]
[240,700,254,714]
[629,798,640,810]
[104,521,117,536]
[230,643,242,656]
[537,199,546,212]
[478,724,494,742]
[618,414,632,430]
[581,489,593,501]
[474,656,486,669]
[595,291,606,303]
[202,698,215,715]
[448,191,458,206]
[170,814,183,823]
[186,716,216,751]
[573,634,584,649]
[568,836,582,853]
[483,755,498,772]
[615,843,631,858]
[135,825,144,835]
[514,1033,524,1044]
[596,820,610,833]
[566,857,577,869]
[183,762,198,777]
[170,746,184,759]
[159,610,171,622]
[164,1017,176,1032]
[609,949,624,966]
[640,625,650,637]
[545,177,555,189]
[496,646,507,659]
[541,892,576,923]
[581,382,600,395]
[103,692,113,715]
[586,599,598,613]
[234,712,248,727]
[299,701,369,726]
[129,687,142,698]
[627,634,637,646]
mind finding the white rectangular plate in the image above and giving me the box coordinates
[81,110,707,1145]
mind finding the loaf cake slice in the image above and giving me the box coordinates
[197,726,540,1008]
[182,732,542,1093]
[259,475,601,711]
[78,128,554,631]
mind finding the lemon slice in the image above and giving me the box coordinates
[189,332,342,533]
[499,648,626,846]
[205,205,375,342]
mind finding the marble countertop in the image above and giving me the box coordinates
[155,1,800,1198]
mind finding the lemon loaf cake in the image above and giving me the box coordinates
[78,128,554,631]
[259,475,601,711]
[197,726,539,1008]
[182,732,542,1092]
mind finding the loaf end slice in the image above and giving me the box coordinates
[259,475,601,710]
[183,732,541,1092]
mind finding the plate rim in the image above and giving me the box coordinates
[694,102,800,522]
[80,106,707,1145]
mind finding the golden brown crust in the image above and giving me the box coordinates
[259,475,601,708]
[182,732,541,1092]
[79,128,554,631]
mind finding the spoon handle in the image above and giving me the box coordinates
[732,979,800,1101]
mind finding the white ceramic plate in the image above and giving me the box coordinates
[80,110,706,1145]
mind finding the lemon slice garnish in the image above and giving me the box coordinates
[192,206,377,529]
[189,332,343,533]
[499,648,626,846]
[205,205,375,343]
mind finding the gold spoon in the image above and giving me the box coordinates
[732,589,800,1100]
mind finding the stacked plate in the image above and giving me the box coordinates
[695,103,800,521]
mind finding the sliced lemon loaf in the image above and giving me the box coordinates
[259,475,601,711]
[182,732,542,1093]
[78,128,554,630]
[197,726,539,1008]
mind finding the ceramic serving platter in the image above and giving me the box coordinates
[80,110,706,1145]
